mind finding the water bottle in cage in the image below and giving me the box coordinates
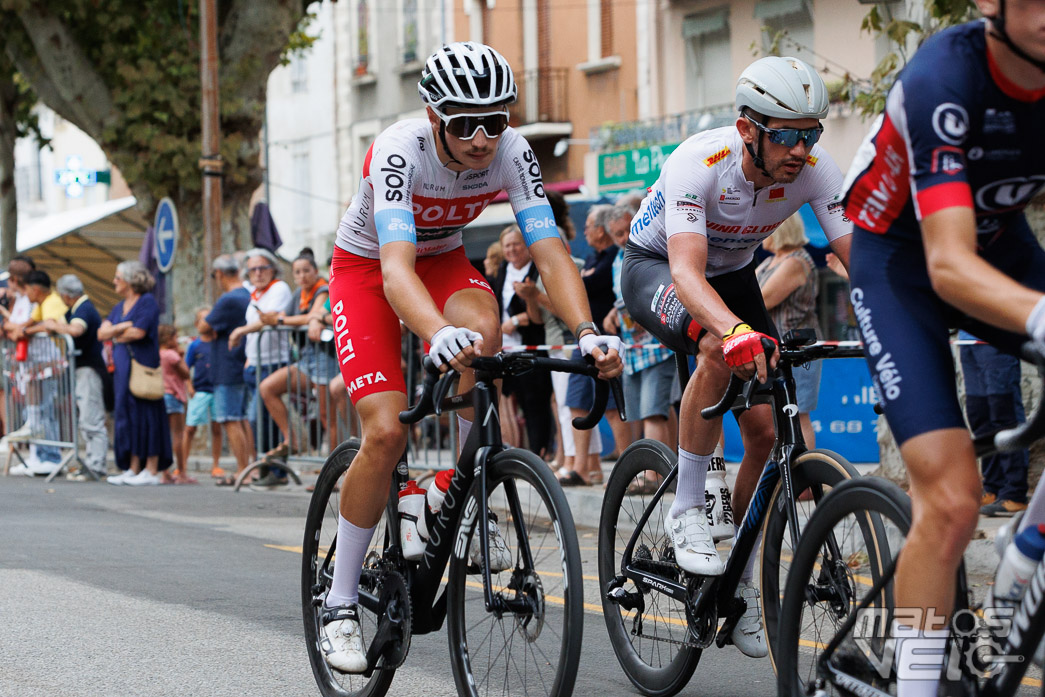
[705,443,735,542]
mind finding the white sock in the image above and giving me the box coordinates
[738,528,761,584]
[894,621,948,697]
[325,514,376,608]
[457,416,472,448]
[670,447,711,518]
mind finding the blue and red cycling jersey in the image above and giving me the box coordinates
[845,19,1045,247]
[843,20,1045,445]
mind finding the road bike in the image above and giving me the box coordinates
[302,351,621,697]
[598,329,866,696]
[776,342,1045,697]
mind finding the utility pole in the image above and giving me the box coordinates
[199,0,222,301]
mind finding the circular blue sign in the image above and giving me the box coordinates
[154,197,178,273]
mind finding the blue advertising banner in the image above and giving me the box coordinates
[722,358,879,464]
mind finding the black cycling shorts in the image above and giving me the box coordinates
[620,243,778,356]
[849,218,1045,446]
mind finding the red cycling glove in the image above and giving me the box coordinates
[721,323,777,369]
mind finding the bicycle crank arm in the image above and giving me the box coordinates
[624,566,689,601]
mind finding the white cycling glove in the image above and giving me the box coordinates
[428,325,482,368]
[578,332,623,358]
[1027,296,1045,344]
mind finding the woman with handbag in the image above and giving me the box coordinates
[98,260,172,486]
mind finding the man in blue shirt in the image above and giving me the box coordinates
[199,254,252,482]
[45,274,109,478]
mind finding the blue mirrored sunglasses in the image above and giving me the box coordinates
[746,116,824,148]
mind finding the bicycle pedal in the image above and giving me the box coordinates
[607,586,644,612]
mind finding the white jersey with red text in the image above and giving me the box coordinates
[335,119,558,259]
[628,126,851,276]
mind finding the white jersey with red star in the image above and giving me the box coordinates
[628,126,851,276]
[335,119,558,259]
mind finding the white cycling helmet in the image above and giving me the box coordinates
[418,42,517,111]
[735,56,829,121]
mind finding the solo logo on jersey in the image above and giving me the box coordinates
[514,149,545,200]
[381,153,409,201]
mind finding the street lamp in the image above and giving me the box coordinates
[553,138,592,157]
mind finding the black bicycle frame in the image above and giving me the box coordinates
[616,363,810,622]
[357,372,542,636]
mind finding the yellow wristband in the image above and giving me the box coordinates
[723,323,753,340]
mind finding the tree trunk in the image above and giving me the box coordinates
[167,192,253,331]
[0,75,17,266]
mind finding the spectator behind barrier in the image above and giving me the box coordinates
[159,323,195,484]
[562,204,633,486]
[755,214,821,447]
[43,274,110,478]
[229,248,293,486]
[492,224,554,456]
[183,306,226,481]
[200,254,253,485]
[258,254,342,471]
[98,260,172,486]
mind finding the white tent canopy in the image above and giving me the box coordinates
[10,196,147,313]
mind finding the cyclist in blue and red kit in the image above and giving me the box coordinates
[320,42,623,674]
[844,1,1045,694]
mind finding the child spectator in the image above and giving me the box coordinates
[184,307,225,480]
[159,323,195,484]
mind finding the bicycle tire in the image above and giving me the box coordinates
[302,439,397,697]
[776,476,910,697]
[598,439,700,697]
[446,447,584,697]
[762,448,861,674]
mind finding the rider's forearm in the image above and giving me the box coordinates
[382,264,448,343]
[530,242,593,335]
[923,207,1040,335]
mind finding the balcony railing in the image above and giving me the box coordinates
[589,103,736,153]
[510,68,569,127]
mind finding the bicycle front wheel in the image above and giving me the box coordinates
[446,447,583,697]
[302,439,396,697]
[776,476,910,697]
[761,448,861,673]
[598,439,700,697]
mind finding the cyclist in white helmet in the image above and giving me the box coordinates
[622,55,852,658]
[321,42,623,673]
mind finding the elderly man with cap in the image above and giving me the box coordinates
[42,274,110,478]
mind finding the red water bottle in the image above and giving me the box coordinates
[15,338,28,362]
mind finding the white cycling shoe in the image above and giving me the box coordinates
[321,604,368,673]
[732,582,768,658]
[469,516,513,572]
[664,507,725,576]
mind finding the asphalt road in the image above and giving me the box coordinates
[0,475,785,697]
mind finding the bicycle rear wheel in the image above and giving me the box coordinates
[302,439,396,697]
[776,476,910,697]
[598,439,700,697]
[761,448,861,673]
[446,447,583,697]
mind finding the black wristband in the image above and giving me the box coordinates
[574,321,598,338]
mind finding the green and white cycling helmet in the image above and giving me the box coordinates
[735,56,829,121]
[418,42,517,111]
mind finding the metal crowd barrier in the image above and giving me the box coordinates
[232,325,358,489]
[1,333,82,481]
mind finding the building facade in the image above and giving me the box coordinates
[264,1,340,261]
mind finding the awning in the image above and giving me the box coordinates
[12,196,147,313]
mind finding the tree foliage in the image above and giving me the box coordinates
[849,0,979,116]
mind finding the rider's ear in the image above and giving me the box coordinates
[736,116,756,144]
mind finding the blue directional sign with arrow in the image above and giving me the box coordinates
[154,197,178,274]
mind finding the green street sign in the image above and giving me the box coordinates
[597,143,680,193]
